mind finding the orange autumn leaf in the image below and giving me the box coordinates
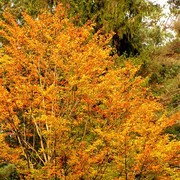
[0,4,179,179]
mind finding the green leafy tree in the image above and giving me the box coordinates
[60,0,163,55]
[0,163,20,180]
[0,0,53,18]
[0,0,164,56]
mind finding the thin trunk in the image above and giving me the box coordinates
[32,116,48,162]
[8,117,32,168]
[124,135,128,180]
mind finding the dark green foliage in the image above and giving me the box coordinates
[0,0,56,21]
[149,64,180,84]
[60,0,162,56]
[170,93,180,109]
[165,123,180,140]
[0,0,164,56]
[112,34,139,57]
[0,163,20,180]
[5,134,19,148]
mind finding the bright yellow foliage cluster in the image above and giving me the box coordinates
[0,5,179,180]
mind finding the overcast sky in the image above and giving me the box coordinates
[155,0,168,6]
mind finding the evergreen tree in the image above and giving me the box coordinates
[60,0,163,56]
[0,0,164,56]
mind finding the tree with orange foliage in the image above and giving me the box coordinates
[0,4,179,179]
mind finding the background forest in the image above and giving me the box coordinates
[0,0,179,179]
